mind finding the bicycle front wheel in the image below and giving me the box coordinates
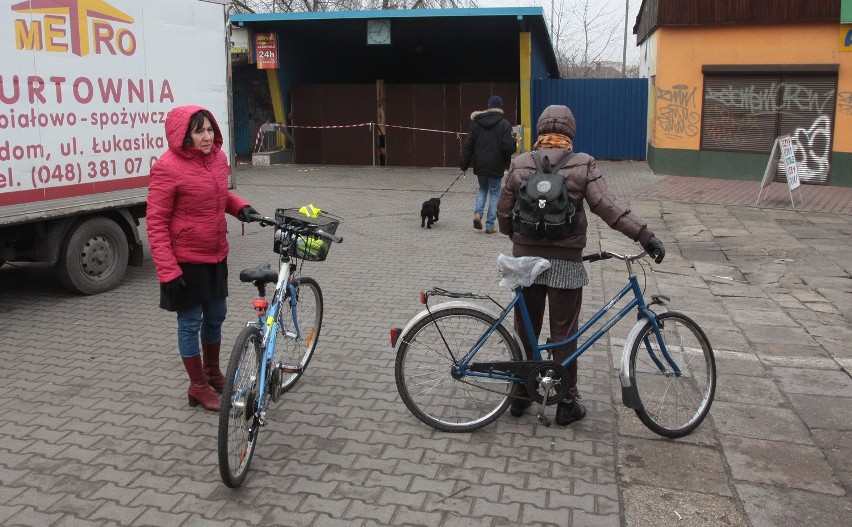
[275,277,322,393]
[395,307,523,432]
[218,326,263,488]
[629,311,716,438]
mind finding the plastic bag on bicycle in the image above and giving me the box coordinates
[497,254,551,288]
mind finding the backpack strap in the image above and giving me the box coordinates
[530,151,573,174]
[531,151,544,172]
[550,152,575,173]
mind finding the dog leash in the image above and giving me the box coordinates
[439,171,466,199]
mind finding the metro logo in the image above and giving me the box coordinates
[12,0,136,57]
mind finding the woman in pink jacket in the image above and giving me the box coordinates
[146,105,257,412]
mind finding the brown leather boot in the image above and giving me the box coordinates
[202,342,226,393]
[182,355,221,411]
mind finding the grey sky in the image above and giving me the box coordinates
[479,0,642,64]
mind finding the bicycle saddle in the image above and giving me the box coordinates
[239,263,278,284]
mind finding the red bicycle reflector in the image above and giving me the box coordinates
[390,328,402,347]
[252,298,268,315]
[419,291,427,304]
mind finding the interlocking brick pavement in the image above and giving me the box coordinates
[0,160,849,526]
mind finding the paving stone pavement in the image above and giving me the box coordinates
[0,161,850,527]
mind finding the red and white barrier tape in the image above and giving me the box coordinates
[383,123,467,137]
[289,122,372,129]
[253,121,467,153]
[253,121,288,153]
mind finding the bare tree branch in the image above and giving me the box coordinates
[232,0,476,11]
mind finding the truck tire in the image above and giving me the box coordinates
[58,217,129,295]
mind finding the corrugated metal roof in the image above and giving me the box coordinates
[231,7,544,23]
[229,7,558,78]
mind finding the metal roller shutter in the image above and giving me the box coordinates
[701,72,837,185]
[775,75,835,184]
[701,75,779,153]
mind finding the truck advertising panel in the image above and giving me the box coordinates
[0,0,230,294]
[0,0,230,214]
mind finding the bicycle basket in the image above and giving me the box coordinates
[273,208,341,261]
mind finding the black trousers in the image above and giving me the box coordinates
[513,284,583,399]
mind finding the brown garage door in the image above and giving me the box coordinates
[291,82,517,167]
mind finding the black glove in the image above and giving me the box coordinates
[239,206,259,222]
[644,236,665,264]
[162,276,186,298]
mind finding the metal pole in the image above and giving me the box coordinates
[622,0,629,77]
[550,0,554,37]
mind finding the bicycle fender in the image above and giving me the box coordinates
[620,317,649,409]
[392,301,523,355]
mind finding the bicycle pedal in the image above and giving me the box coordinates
[535,412,551,427]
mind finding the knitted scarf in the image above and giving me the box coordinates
[534,133,573,151]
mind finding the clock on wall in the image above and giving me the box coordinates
[367,19,391,45]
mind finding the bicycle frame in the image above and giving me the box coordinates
[451,262,682,383]
[236,257,300,421]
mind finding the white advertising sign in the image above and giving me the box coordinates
[0,0,229,207]
[779,135,801,190]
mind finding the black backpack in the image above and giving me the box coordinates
[512,151,578,239]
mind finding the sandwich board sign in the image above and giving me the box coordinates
[756,134,803,208]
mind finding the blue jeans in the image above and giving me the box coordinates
[176,298,227,358]
[475,175,502,229]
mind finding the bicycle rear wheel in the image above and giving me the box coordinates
[275,277,322,393]
[629,311,716,438]
[218,326,263,488]
[395,307,522,432]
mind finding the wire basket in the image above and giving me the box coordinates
[275,208,340,233]
[274,208,341,261]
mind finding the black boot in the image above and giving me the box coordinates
[510,398,532,417]
[555,399,586,426]
[510,384,532,417]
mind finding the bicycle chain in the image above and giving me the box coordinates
[453,377,534,402]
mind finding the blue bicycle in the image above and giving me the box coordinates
[393,249,716,438]
[218,208,342,488]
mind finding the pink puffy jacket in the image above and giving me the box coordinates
[146,105,249,284]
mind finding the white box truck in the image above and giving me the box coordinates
[0,0,233,294]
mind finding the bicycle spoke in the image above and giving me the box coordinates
[630,312,716,438]
[395,307,522,432]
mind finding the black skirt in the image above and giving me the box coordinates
[159,259,229,312]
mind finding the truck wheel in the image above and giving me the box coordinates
[58,217,129,295]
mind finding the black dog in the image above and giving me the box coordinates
[420,197,440,229]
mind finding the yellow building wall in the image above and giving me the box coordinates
[651,23,852,154]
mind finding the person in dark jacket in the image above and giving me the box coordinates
[496,104,665,426]
[460,95,515,233]
[146,105,258,412]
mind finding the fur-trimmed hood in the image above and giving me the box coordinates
[469,107,505,128]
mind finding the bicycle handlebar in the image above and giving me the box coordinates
[582,250,648,263]
[250,213,343,244]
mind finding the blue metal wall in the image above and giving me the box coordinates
[532,78,648,160]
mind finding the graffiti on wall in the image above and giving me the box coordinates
[701,105,768,147]
[704,82,835,115]
[839,92,852,115]
[789,116,831,181]
[654,84,700,139]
